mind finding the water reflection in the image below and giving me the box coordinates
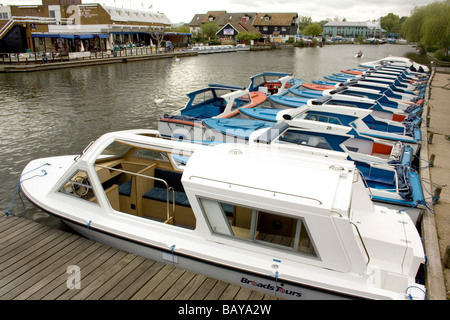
[0,44,417,227]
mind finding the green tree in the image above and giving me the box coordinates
[235,32,260,44]
[304,23,323,37]
[201,22,220,41]
[380,13,403,34]
[402,0,450,54]
[298,16,312,33]
[172,25,190,33]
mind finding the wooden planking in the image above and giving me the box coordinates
[0,216,278,300]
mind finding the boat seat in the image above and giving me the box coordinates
[118,180,132,196]
[143,188,190,207]
[142,168,190,207]
[365,174,395,186]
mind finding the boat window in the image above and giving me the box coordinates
[278,130,332,150]
[200,199,317,257]
[100,141,132,159]
[94,143,196,230]
[232,93,251,109]
[252,76,265,87]
[284,78,296,89]
[133,148,169,162]
[192,89,230,107]
[304,113,343,125]
[58,170,97,204]
[192,91,215,106]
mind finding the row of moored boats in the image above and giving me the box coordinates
[20,56,430,300]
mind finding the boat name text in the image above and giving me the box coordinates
[240,277,303,298]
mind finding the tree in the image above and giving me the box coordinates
[380,13,403,35]
[298,16,312,33]
[172,25,190,33]
[304,23,323,37]
[201,22,220,41]
[148,26,165,52]
[236,32,260,44]
[402,0,450,54]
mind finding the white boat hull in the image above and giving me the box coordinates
[63,219,356,300]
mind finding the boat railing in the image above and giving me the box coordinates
[95,164,175,222]
[355,169,373,199]
[188,175,323,205]
[350,222,371,265]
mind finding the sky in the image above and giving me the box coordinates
[0,0,439,24]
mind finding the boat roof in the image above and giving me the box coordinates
[185,83,245,100]
[79,129,357,216]
[183,140,356,216]
[80,129,207,164]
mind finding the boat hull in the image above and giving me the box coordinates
[60,216,359,300]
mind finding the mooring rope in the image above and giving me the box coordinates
[3,163,50,217]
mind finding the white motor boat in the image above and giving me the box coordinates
[20,129,426,300]
[359,56,430,73]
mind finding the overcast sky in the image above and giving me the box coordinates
[0,0,438,23]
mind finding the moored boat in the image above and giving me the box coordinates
[247,72,303,95]
[359,56,430,73]
[287,87,423,124]
[201,111,424,222]
[19,129,426,300]
[267,95,422,151]
[158,84,267,139]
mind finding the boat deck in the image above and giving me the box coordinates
[0,215,279,300]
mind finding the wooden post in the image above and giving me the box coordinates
[444,246,450,269]
[433,186,442,202]
[430,153,436,167]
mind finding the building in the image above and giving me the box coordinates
[322,21,386,39]
[189,11,298,44]
[0,0,174,54]
[253,13,299,44]
[216,20,260,43]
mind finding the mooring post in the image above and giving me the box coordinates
[430,153,436,167]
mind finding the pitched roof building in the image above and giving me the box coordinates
[189,11,298,43]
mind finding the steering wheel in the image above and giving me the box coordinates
[73,177,90,197]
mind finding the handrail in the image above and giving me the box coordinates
[355,168,373,199]
[188,175,323,205]
[95,164,176,221]
[350,221,370,265]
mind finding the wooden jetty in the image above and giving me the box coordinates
[0,215,278,300]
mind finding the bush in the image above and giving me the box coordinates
[434,48,450,61]
[294,40,305,47]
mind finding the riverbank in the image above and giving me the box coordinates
[0,51,197,73]
[424,68,450,299]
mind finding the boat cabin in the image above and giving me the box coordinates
[178,84,266,119]
[248,72,302,95]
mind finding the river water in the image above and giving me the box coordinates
[0,44,418,228]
